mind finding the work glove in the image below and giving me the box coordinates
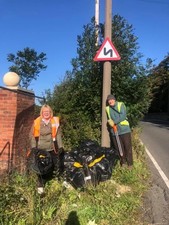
[108,119,114,127]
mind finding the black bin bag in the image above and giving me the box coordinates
[27,148,54,175]
[64,140,118,189]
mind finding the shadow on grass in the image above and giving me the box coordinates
[65,211,81,225]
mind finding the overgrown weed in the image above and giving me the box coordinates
[0,128,150,225]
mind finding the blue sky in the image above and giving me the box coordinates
[0,0,169,97]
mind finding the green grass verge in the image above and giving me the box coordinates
[0,128,150,225]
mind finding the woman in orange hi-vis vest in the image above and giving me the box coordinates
[31,104,63,195]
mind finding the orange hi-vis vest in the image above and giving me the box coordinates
[33,116,60,141]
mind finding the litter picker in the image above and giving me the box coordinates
[112,125,123,157]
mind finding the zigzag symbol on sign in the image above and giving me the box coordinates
[94,37,121,61]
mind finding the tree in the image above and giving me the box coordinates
[45,16,154,148]
[7,47,47,89]
[109,15,155,125]
[148,53,169,112]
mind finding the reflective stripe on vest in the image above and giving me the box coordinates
[33,116,60,139]
[106,102,129,126]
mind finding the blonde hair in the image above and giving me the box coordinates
[40,104,53,117]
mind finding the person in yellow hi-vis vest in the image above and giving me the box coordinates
[106,94,133,169]
[31,104,63,194]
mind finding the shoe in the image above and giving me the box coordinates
[37,187,44,194]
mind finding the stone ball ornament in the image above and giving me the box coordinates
[3,72,20,88]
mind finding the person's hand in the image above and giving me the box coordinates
[26,149,31,158]
[108,119,114,127]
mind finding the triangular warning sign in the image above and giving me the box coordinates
[94,37,121,61]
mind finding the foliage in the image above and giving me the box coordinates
[109,15,155,126]
[34,104,41,119]
[148,53,169,112]
[7,47,47,89]
[0,128,150,225]
[44,16,154,149]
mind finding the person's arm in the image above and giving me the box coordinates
[56,126,63,149]
[30,121,39,149]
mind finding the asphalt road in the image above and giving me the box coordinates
[139,118,169,225]
[140,120,169,176]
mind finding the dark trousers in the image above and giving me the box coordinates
[38,150,59,187]
[110,132,133,166]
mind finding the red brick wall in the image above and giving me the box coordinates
[0,87,35,174]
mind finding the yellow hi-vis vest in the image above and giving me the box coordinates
[106,102,129,126]
[33,116,60,141]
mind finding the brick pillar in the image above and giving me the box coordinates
[0,87,35,174]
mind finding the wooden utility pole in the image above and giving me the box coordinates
[101,0,112,147]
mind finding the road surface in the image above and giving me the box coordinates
[139,118,169,225]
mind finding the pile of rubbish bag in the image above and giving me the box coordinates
[64,140,118,189]
[27,140,119,189]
